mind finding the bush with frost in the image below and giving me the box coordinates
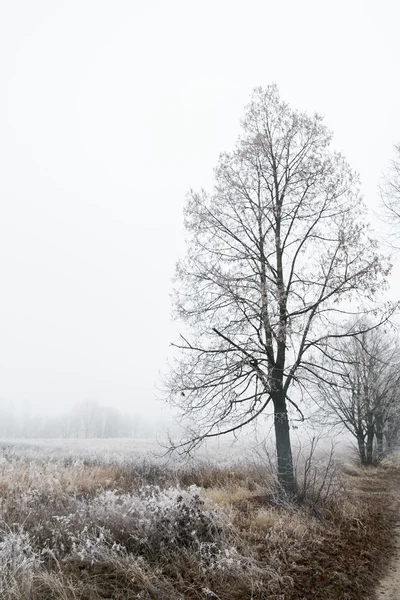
[43,486,227,563]
[0,530,40,597]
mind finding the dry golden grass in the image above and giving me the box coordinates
[201,484,256,505]
[0,462,142,497]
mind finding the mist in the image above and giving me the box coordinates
[1,0,399,436]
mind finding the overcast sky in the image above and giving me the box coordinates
[1,0,399,418]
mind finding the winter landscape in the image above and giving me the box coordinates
[2,1,400,598]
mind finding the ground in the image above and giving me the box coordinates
[374,473,400,600]
[0,438,397,599]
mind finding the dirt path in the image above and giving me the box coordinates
[375,503,400,599]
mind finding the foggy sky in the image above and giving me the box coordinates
[1,0,399,418]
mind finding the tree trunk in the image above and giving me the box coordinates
[386,417,399,451]
[366,426,374,465]
[273,393,296,497]
[376,415,384,457]
[356,430,367,465]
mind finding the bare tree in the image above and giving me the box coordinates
[381,142,400,251]
[315,327,400,465]
[381,143,400,225]
[167,86,394,496]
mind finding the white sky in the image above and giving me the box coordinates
[0,0,399,418]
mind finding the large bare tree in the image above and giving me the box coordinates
[167,86,393,496]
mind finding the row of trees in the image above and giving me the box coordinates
[381,142,400,232]
[0,400,162,439]
[316,328,400,465]
[327,146,400,465]
[166,85,400,496]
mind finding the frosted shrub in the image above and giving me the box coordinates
[10,482,231,571]
[69,526,127,563]
[134,486,224,553]
[0,530,40,597]
[56,486,227,561]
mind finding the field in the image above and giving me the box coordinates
[0,438,396,599]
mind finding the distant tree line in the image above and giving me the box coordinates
[0,399,164,439]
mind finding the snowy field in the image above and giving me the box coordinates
[0,430,354,465]
[0,436,259,467]
[0,438,163,466]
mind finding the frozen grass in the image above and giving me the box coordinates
[0,439,396,599]
[0,437,257,465]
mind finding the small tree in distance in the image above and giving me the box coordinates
[315,327,400,465]
[381,143,400,224]
[167,85,394,497]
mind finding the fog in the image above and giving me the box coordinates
[0,0,399,435]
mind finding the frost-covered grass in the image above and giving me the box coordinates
[0,438,395,599]
[0,436,255,467]
[0,438,162,466]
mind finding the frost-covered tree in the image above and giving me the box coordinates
[381,143,400,228]
[316,327,400,465]
[167,86,393,496]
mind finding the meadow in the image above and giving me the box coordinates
[0,438,395,599]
